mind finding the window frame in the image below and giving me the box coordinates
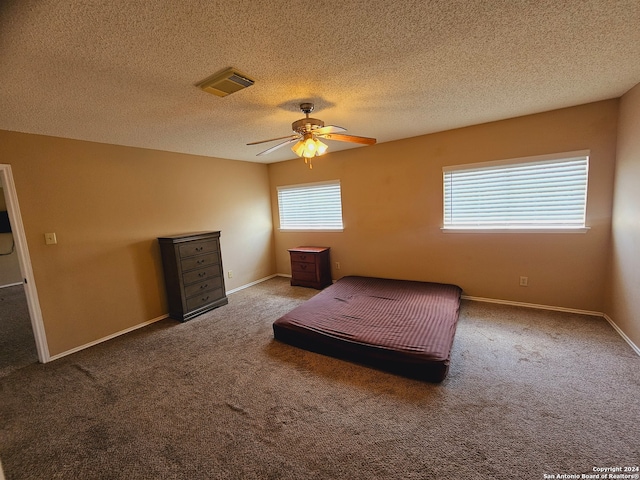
[442,150,591,233]
[276,180,344,232]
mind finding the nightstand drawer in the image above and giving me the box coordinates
[292,261,316,274]
[181,253,218,272]
[292,271,318,282]
[184,276,222,298]
[178,240,217,258]
[290,252,315,263]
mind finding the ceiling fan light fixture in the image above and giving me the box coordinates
[303,137,317,157]
[294,136,328,159]
[291,133,326,159]
[291,139,305,157]
[315,138,328,155]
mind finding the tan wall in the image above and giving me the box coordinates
[269,100,618,312]
[0,97,625,357]
[607,82,640,348]
[0,130,275,356]
[0,186,23,286]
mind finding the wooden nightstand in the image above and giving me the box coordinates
[288,247,332,289]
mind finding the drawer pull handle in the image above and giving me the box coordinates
[198,272,207,277]
[300,264,307,270]
[200,284,208,289]
[197,259,205,264]
[195,247,203,252]
[202,296,209,301]
[300,255,306,260]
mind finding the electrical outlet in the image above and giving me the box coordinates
[519,276,528,287]
[335,261,341,270]
[228,270,233,278]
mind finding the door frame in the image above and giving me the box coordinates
[0,164,50,362]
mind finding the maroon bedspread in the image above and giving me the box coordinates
[273,276,462,382]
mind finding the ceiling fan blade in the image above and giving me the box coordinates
[313,125,347,135]
[247,134,299,146]
[317,133,377,145]
[256,137,300,156]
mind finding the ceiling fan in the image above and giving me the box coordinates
[247,103,376,167]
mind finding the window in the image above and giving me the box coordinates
[443,151,589,230]
[277,180,343,230]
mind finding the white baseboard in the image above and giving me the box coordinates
[603,314,640,356]
[48,314,169,362]
[226,274,279,295]
[48,275,283,362]
[461,295,602,317]
[47,280,640,362]
[463,295,640,356]
[0,281,24,289]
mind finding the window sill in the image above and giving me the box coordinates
[279,228,344,233]
[441,227,590,234]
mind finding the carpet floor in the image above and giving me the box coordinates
[0,276,638,479]
[0,285,38,379]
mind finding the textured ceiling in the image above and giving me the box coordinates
[1,0,639,164]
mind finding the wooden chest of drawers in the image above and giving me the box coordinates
[158,231,228,321]
[288,246,332,289]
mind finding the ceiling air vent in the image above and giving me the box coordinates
[197,67,255,97]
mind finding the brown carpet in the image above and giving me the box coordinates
[0,276,638,479]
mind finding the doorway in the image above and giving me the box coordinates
[0,164,49,366]
[0,283,37,376]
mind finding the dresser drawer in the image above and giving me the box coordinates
[183,266,220,285]
[292,261,316,274]
[181,253,218,272]
[179,240,217,258]
[184,276,222,298]
[186,287,224,311]
[290,252,315,263]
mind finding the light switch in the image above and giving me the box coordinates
[44,232,57,245]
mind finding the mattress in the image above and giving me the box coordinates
[273,276,463,382]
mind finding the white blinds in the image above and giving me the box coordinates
[443,153,589,229]
[277,181,343,230]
